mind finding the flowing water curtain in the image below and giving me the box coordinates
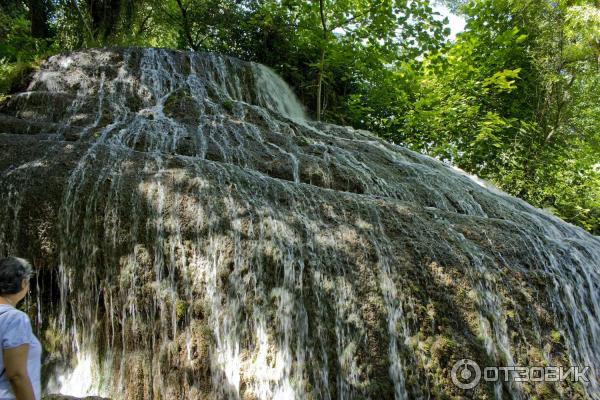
[45,48,414,398]
[1,48,600,399]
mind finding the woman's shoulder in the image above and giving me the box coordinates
[0,306,34,348]
[0,305,31,324]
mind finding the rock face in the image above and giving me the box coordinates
[0,48,599,399]
[44,396,110,400]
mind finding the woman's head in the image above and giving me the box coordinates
[0,256,32,300]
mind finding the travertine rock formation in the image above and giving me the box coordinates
[1,48,599,399]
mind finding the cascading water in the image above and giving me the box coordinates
[0,48,599,399]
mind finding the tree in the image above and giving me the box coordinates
[376,0,600,233]
[28,0,53,38]
[287,0,446,120]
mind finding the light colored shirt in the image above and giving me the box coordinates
[0,304,42,400]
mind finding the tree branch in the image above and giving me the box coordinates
[68,0,94,43]
[319,0,327,36]
[175,0,197,50]
[137,13,151,35]
[334,0,386,31]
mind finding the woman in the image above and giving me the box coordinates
[0,257,41,400]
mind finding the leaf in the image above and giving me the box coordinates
[482,68,522,92]
[515,34,527,43]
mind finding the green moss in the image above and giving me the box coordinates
[295,136,310,146]
[175,299,188,322]
[126,92,144,112]
[0,59,38,97]
[222,99,234,113]
[430,335,456,365]
[550,330,561,344]
[163,88,200,122]
[535,382,555,398]
[198,324,214,346]
[43,327,62,355]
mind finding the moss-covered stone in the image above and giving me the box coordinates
[163,88,200,124]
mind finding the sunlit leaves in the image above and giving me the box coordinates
[394,0,600,233]
[482,68,521,92]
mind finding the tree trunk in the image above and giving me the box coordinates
[28,0,51,38]
[86,0,121,40]
[316,49,325,121]
[316,0,328,121]
[69,0,94,45]
[175,0,198,51]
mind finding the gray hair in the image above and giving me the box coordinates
[0,257,32,295]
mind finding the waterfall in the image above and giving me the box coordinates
[0,48,599,399]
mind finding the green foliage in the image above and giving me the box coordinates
[0,3,57,96]
[383,0,600,233]
[0,58,35,97]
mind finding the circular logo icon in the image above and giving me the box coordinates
[451,359,481,389]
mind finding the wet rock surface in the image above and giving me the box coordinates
[44,396,110,400]
[1,48,599,399]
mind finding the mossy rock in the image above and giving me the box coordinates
[43,396,111,400]
[163,88,200,123]
[0,61,38,95]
